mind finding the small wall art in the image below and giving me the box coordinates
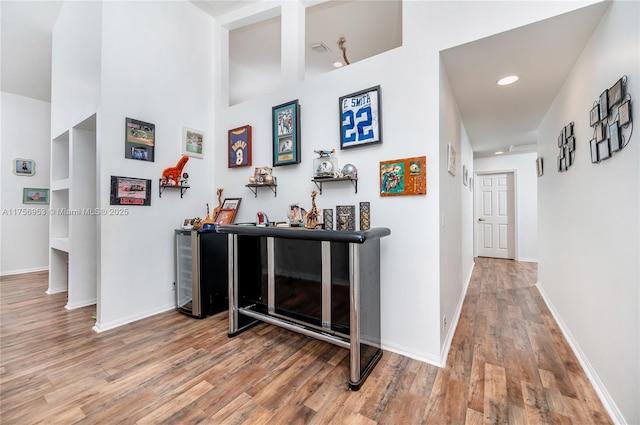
[462,165,468,186]
[272,100,301,166]
[13,158,35,176]
[110,176,151,206]
[536,157,543,177]
[182,127,204,159]
[22,188,49,204]
[336,205,355,231]
[380,156,427,197]
[359,202,370,231]
[447,144,456,176]
[339,85,382,149]
[557,122,575,172]
[125,117,155,162]
[228,125,252,168]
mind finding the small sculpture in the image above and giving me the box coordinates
[161,156,189,186]
[213,188,223,218]
[200,203,216,229]
[306,190,320,229]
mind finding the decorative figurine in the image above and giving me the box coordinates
[313,148,337,178]
[306,190,320,229]
[200,203,216,229]
[161,155,189,186]
[180,172,189,186]
[213,188,223,218]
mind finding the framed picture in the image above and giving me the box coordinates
[599,89,609,121]
[589,104,600,127]
[590,139,599,163]
[557,133,564,148]
[221,198,241,211]
[22,188,49,204]
[609,78,623,107]
[462,164,468,186]
[536,157,543,177]
[182,127,204,159]
[469,177,473,192]
[13,158,35,176]
[214,209,236,225]
[597,140,610,161]
[609,122,621,152]
[228,125,252,168]
[272,100,300,166]
[380,156,427,196]
[595,122,605,142]
[564,122,573,139]
[339,85,382,149]
[336,205,355,231]
[110,175,151,206]
[619,100,631,126]
[447,144,456,176]
[125,117,155,162]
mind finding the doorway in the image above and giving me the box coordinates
[474,171,516,259]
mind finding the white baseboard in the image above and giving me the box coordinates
[65,299,97,310]
[92,303,176,333]
[517,257,538,263]
[0,266,48,276]
[535,282,626,425]
[380,339,443,367]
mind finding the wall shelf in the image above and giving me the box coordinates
[159,180,190,198]
[246,183,277,197]
[312,176,358,194]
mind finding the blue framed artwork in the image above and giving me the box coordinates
[272,100,300,166]
[339,85,382,149]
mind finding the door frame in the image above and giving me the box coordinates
[473,170,518,260]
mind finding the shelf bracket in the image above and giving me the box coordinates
[246,184,277,198]
[311,177,358,195]
[159,179,190,198]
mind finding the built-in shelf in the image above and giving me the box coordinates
[312,176,358,194]
[246,183,277,197]
[50,237,70,253]
[159,180,190,198]
[51,179,70,191]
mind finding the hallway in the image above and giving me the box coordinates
[0,258,612,424]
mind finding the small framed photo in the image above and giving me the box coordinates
[228,125,252,168]
[125,117,155,162]
[110,175,151,206]
[564,122,573,139]
[23,188,49,204]
[618,100,631,126]
[221,198,241,210]
[609,122,621,152]
[536,157,543,177]
[272,100,301,166]
[599,89,609,121]
[595,122,605,142]
[609,78,624,107]
[447,143,456,176]
[462,164,468,186]
[336,205,355,231]
[182,127,204,159]
[590,139,599,163]
[590,104,600,127]
[339,85,382,149]
[13,158,35,176]
[214,209,236,225]
[557,132,564,148]
[598,140,610,161]
[567,136,575,152]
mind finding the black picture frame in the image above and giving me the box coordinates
[564,122,573,139]
[618,100,631,126]
[272,100,301,166]
[590,139,599,163]
[609,78,624,107]
[597,140,610,161]
[110,175,151,206]
[557,133,564,148]
[339,85,382,149]
[590,104,600,127]
[609,122,621,152]
[595,122,605,142]
[125,117,155,162]
[599,89,609,121]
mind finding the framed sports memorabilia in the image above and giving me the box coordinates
[125,117,155,162]
[339,85,382,149]
[272,100,301,166]
[182,127,204,159]
[228,125,252,168]
[110,176,151,206]
[380,156,427,196]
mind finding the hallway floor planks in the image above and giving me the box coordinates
[0,258,612,424]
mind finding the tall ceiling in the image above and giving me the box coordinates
[0,0,609,157]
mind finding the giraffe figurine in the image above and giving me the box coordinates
[213,188,223,219]
[306,190,320,229]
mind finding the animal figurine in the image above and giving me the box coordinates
[306,190,320,229]
[213,188,223,218]
[161,156,189,186]
[200,203,216,229]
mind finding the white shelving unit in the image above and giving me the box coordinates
[48,114,98,310]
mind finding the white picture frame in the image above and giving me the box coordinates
[447,144,456,176]
[182,127,204,159]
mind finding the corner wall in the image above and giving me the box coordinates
[537,1,639,422]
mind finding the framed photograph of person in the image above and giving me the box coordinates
[125,117,155,162]
[228,125,252,168]
[13,158,35,176]
[609,77,624,107]
[618,99,631,126]
[182,127,204,159]
[272,100,300,166]
[22,188,49,204]
[339,85,382,149]
[589,104,600,127]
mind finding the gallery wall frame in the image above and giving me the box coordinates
[13,158,35,176]
[125,117,155,162]
[182,127,204,159]
[22,188,49,204]
[110,175,151,206]
[339,85,382,149]
[447,144,456,176]
[228,125,252,168]
[272,100,300,166]
[380,156,427,196]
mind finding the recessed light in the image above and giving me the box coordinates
[333,62,343,68]
[495,151,504,155]
[497,75,519,86]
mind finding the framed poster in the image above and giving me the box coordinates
[447,144,456,176]
[339,85,382,149]
[380,156,427,196]
[228,125,252,168]
[182,127,204,159]
[125,117,155,162]
[13,158,35,176]
[22,188,49,204]
[110,176,151,206]
[272,100,300,166]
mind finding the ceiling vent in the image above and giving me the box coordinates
[309,42,330,53]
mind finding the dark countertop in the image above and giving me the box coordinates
[216,224,390,244]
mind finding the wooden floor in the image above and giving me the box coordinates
[0,258,612,424]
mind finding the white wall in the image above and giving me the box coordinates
[537,1,639,423]
[474,152,538,262]
[0,92,51,275]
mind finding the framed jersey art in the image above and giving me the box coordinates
[339,85,382,149]
[228,125,252,168]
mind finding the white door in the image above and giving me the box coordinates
[475,173,515,259]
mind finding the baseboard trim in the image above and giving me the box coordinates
[535,282,627,425]
[516,257,538,263]
[439,262,475,365]
[0,266,48,276]
[92,303,176,333]
[380,339,443,367]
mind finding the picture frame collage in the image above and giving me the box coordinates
[557,122,575,172]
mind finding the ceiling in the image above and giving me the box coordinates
[0,0,609,158]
